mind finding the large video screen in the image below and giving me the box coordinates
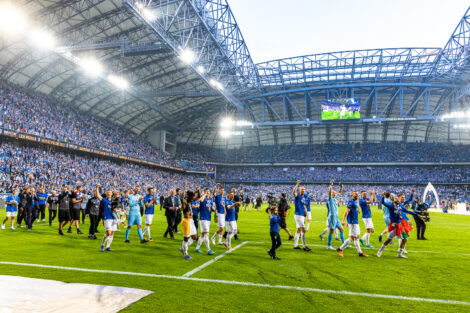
[321,98,360,120]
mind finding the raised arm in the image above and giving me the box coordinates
[212,183,220,197]
[404,189,415,205]
[95,185,102,201]
[366,189,375,204]
[293,180,301,197]
[338,183,343,197]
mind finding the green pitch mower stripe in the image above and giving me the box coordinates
[0,260,469,306]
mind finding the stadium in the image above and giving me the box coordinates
[0,0,469,312]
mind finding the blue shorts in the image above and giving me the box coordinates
[328,216,342,230]
[127,214,142,227]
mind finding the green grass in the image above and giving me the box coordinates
[322,110,360,120]
[0,204,469,312]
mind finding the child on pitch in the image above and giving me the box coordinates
[2,189,20,229]
[180,185,198,260]
[267,206,281,260]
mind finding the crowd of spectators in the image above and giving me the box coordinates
[178,142,470,163]
[226,184,467,204]
[0,142,211,196]
[217,166,469,183]
[0,81,206,171]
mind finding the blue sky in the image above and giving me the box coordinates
[228,0,470,63]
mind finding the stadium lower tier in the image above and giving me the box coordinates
[0,141,211,195]
[216,165,470,183]
[222,183,467,203]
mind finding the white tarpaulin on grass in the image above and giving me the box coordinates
[0,275,152,313]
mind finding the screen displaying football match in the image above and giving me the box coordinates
[321,98,361,120]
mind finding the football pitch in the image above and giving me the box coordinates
[322,110,360,120]
[0,204,469,312]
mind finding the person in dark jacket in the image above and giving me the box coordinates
[86,186,101,239]
[277,193,294,240]
[163,190,178,239]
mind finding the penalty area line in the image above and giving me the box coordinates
[0,261,468,306]
[182,241,248,277]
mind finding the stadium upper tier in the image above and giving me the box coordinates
[177,143,470,164]
[216,166,469,184]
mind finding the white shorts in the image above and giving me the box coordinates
[294,215,305,228]
[225,221,238,233]
[189,218,197,237]
[104,219,117,232]
[6,211,17,217]
[363,218,374,229]
[387,228,404,240]
[348,224,360,237]
[144,214,154,225]
[307,212,312,220]
[200,220,211,233]
[216,213,225,228]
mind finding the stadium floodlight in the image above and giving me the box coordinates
[196,65,206,74]
[235,120,253,127]
[220,117,235,129]
[209,79,224,90]
[28,28,56,50]
[454,124,470,129]
[0,3,27,36]
[180,48,196,64]
[442,110,469,120]
[79,57,103,78]
[108,75,129,90]
[220,130,231,138]
[142,8,158,22]
[219,130,244,138]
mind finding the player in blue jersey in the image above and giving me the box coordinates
[2,189,20,230]
[35,187,47,223]
[96,185,118,252]
[359,189,376,248]
[292,180,311,251]
[304,190,315,232]
[195,188,216,255]
[325,182,345,250]
[142,187,156,241]
[397,189,415,254]
[268,206,281,260]
[337,191,368,257]
[223,192,241,250]
[377,193,420,258]
[378,192,393,243]
[211,183,226,245]
[125,187,149,244]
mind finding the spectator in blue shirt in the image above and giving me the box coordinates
[268,207,281,260]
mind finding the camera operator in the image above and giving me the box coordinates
[411,198,428,240]
[277,193,294,240]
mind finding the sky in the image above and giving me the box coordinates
[228,0,470,64]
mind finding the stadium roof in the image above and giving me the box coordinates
[1,0,470,147]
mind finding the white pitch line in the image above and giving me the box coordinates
[0,261,468,306]
[182,241,248,277]
[249,241,470,256]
